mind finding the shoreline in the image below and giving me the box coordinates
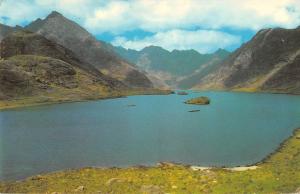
[1,129,300,192]
[191,88,300,96]
[0,89,174,111]
[1,128,299,181]
[1,89,299,111]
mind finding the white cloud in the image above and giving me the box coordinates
[0,0,299,52]
[1,0,299,32]
[0,0,97,26]
[84,0,300,33]
[112,29,241,53]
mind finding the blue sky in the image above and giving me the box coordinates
[1,0,300,53]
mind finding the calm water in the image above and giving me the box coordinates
[1,91,300,180]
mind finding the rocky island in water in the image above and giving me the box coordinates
[185,96,210,105]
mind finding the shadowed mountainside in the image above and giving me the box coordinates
[0,30,127,101]
[25,11,153,88]
[193,27,300,94]
[0,24,22,42]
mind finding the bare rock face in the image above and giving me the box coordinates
[0,65,32,99]
[193,27,300,94]
[0,56,79,100]
[25,11,153,88]
[261,55,300,93]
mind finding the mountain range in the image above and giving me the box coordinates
[0,11,171,105]
[115,46,230,89]
[1,10,300,100]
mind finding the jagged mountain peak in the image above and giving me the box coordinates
[25,11,153,88]
[26,11,92,40]
[47,10,63,18]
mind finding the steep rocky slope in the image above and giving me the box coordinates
[0,31,126,101]
[115,46,230,89]
[25,11,152,88]
[0,24,22,41]
[193,27,300,94]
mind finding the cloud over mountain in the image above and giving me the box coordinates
[1,0,300,53]
[112,29,241,53]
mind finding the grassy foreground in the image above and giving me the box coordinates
[1,129,300,193]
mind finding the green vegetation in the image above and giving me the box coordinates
[185,96,210,105]
[1,129,300,193]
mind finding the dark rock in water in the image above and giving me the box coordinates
[188,110,200,112]
[185,96,210,105]
[127,104,136,107]
[177,91,188,95]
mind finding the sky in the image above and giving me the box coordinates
[0,0,300,53]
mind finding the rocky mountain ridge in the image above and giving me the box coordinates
[193,27,300,94]
[25,11,152,88]
[115,46,230,89]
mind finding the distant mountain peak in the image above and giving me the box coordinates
[143,45,165,50]
[171,49,199,54]
[214,48,230,55]
[47,11,63,18]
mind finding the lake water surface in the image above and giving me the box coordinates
[1,91,300,180]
